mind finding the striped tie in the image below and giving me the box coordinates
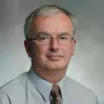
[50,84,61,104]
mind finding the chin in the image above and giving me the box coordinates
[40,57,69,71]
[45,61,68,71]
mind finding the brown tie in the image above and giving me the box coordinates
[50,84,61,104]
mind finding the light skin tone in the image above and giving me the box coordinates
[24,12,76,84]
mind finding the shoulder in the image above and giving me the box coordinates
[0,71,33,104]
[0,72,29,95]
[0,71,41,104]
[65,76,94,93]
[64,76,98,103]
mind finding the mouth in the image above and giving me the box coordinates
[47,55,62,61]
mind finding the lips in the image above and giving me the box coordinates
[47,54,62,61]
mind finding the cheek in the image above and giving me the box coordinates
[34,45,49,57]
[62,45,73,59]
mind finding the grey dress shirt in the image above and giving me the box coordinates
[0,68,98,104]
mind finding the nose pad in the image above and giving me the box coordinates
[49,38,59,51]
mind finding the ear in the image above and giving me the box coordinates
[24,40,32,57]
[72,39,76,56]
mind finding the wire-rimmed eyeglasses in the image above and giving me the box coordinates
[27,34,74,45]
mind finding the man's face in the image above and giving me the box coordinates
[25,12,76,72]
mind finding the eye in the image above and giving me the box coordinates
[38,36,50,41]
[59,36,69,40]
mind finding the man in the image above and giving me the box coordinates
[0,4,98,104]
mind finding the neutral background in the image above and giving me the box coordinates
[0,0,104,103]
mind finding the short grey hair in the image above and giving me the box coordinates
[24,4,77,40]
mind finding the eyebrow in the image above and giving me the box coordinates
[36,32,49,36]
[35,32,71,37]
[59,32,71,36]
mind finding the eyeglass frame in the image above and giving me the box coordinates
[27,33,75,45]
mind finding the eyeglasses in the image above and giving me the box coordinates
[27,34,74,45]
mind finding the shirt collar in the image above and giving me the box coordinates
[28,67,66,101]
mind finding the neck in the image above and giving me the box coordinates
[32,66,67,84]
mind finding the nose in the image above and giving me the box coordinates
[49,38,60,51]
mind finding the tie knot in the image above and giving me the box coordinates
[50,85,61,104]
[51,85,60,96]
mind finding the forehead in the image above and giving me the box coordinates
[32,13,73,36]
